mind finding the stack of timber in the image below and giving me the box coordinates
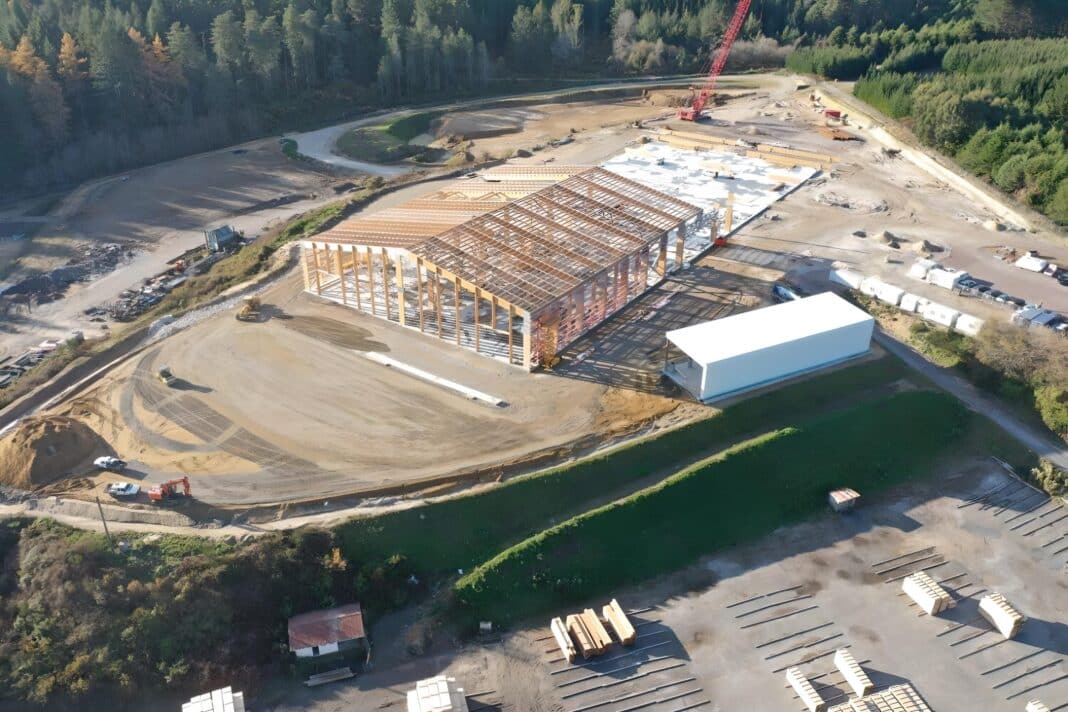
[834,649,874,697]
[582,609,613,652]
[902,571,955,615]
[565,614,605,659]
[979,593,1025,640]
[550,617,577,663]
[1026,701,1051,712]
[602,599,637,645]
[786,667,827,712]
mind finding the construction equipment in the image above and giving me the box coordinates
[678,0,752,121]
[149,476,191,503]
[157,366,176,386]
[236,296,261,321]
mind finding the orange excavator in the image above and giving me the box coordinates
[149,476,191,503]
[678,0,752,121]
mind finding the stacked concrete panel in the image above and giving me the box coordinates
[834,648,874,697]
[902,571,955,615]
[786,667,827,712]
[602,599,637,645]
[550,617,576,663]
[979,592,1025,639]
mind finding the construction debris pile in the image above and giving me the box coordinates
[551,599,635,663]
[104,251,219,321]
[0,242,131,304]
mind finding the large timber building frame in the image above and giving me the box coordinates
[301,167,702,369]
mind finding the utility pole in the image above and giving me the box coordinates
[95,497,113,549]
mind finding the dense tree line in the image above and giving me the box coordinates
[0,0,1004,192]
[852,37,1068,224]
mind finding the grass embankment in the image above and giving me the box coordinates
[336,111,443,163]
[451,390,1019,626]
[337,358,910,572]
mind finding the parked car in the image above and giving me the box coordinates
[1006,296,1026,306]
[157,366,176,387]
[105,482,140,498]
[958,278,978,289]
[975,285,992,295]
[94,456,127,472]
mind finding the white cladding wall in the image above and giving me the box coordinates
[698,319,873,399]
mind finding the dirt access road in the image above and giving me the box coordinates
[0,138,338,360]
[284,75,772,172]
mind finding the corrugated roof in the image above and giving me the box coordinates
[288,603,365,650]
[667,292,873,366]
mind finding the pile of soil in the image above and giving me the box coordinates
[643,90,690,108]
[913,238,943,253]
[0,415,110,489]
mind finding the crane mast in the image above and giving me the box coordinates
[678,0,753,121]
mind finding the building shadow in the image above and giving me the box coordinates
[550,248,838,394]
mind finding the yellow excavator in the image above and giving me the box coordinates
[235,296,261,322]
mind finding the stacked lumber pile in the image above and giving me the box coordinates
[582,609,613,652]
[834,649,874,697]
[550,600,639,662]
[902,571,955,615]
[602,599,637,645]
[979,593,1025,640]
[565,614,600,659]
[550,617,576,663]
[786,667,827,712]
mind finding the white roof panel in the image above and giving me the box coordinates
[666,292,873,366]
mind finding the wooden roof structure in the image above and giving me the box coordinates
[410,168,700,313]
[315,167,701,313]
[315,178,549,249]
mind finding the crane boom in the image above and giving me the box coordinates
[678,0,752,121]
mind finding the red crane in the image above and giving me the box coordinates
[678,0,753,121]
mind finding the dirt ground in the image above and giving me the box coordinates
[258,464,1068,712]
[45,268,694,507]
[12,72,1068,511]
[0,138,338,360]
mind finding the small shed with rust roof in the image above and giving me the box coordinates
[288,603,367,661]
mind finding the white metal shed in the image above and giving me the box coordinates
[664,292,874,401]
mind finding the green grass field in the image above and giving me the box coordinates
[451,390,996,626]
[335,358,911,572]
[336,111,443,163]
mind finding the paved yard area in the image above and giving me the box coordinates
[265,462,1067,712]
